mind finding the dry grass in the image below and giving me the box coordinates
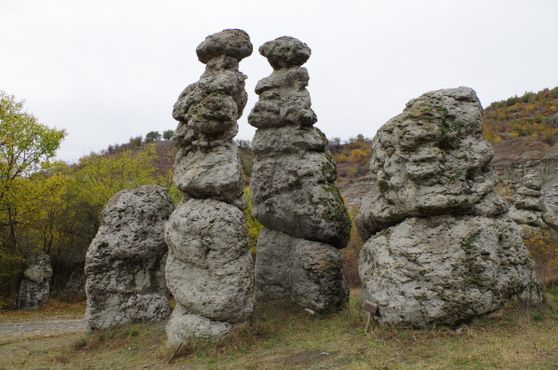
[0,299,84,324]
[1,288,557,369]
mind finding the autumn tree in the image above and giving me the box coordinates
[0,92,66,252]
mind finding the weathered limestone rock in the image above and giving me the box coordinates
[63,268,85,301]
[17,253,52,310]
[509,173,558,235]
[85,185,173,330]
[249,36,350,312]
[166,29,254,344]
[255,228,348,313]
[357,87,542,327]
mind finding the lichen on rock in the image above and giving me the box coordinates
[357,87,542,327]
[17,253,52,310]
[249,36,350,313]
[85,185,173,330]
[165,29,254,345]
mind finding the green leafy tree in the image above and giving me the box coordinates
[145,131,161,142]
[162,129,174,141]
[0,92,66,252]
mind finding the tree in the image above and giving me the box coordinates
[162,129,174,141]
[145,131,162,142]
[0,92,66,252]
[129,136,142,147]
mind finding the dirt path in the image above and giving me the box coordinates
[0,318,86,343]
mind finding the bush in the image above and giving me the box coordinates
[341,207,364,287]
[0,250,25,302]
[244,188,263,255]
[350,149,370,163]
[524,229,558,286]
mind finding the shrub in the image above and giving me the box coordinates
[244,188,263,255]
[524,229,558,286]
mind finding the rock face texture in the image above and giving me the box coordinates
[165,29,254,345]
[357,87,542,327]
[85,185,173,330]
[17,253,52,310]
[63,268,86,301]
[509,173,558,235]
[249,36,351,313]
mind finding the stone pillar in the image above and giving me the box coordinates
[509,173,558,235]
[248,36,351,313]
[17,253,52,310]
[165,29,254,344]
[356,87,542,327]
[85,185,173,330]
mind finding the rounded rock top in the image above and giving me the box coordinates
[259,36,311,69]
[196,29,253,63]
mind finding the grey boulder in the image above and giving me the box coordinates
[357,87,543,327]
[359,215,542,327]
[165,199,254,322]
[85,185,173,330]
[255,228,348,313]
[166,305,231,345]
[17,253,52,310]
[173,143,244,207]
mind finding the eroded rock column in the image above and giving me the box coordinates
[17,253,52,310]
[165,29,254,344]
[85,185,173,330]
[357,87,542,327]
[249,37,351,313]
[509,173,558,235]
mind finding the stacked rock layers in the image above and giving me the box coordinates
[509,173,558,235]
[85,185,173,330]
[165,29,254,344]
[249,36,351,313]
[357,87,542,327]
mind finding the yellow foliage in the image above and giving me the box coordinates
[350,149,370,163]
[243,187,263,255]
[334,153,350,162]
[524,229,558,285]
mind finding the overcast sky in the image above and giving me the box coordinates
[1,0,557,162]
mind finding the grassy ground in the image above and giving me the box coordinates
[1,289,557,370]
[0,299,84,324]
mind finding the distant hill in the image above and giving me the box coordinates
[482,88,558,216]
[94,87,558,206]
[484,87,558,143]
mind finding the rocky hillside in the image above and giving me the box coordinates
[483,88,558,214]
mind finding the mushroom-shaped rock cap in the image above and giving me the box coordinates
[259,36,311,69]
[196,29,253,63]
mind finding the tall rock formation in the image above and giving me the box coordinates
[357,87,542,327]
[165,29,254,344]
[17,253,52,310]
[85,185,173,330]
[249,36,351,313]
